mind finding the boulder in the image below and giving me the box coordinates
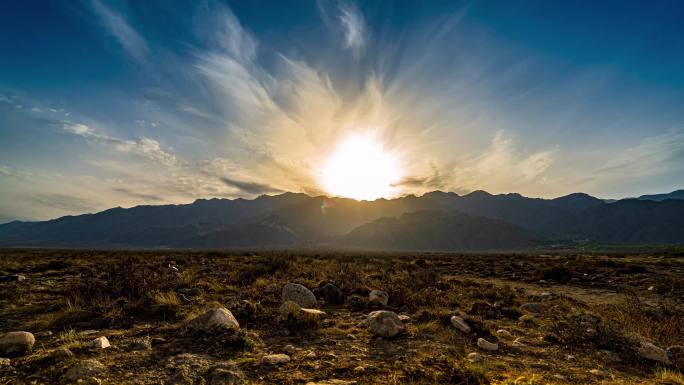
[314,282,344,305]
[62,359,105,382]
[188,308,240,331]
[0,331,35,357]
[449,316,471,333]
[477,338,498,351]
[637,341,670,364]
[368,290,389,307]
[261,354,290,365]
[282,283,317,308]
[367,310,404,338]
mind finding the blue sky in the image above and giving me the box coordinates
[1,0,683,221]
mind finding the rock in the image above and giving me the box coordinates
[518,314,537,327]
[668,345,684,369]
[552,374,567,380]
[129,337,152,351]
[207,363,245,385]
[188,308,240,331]
[477,338,498,351]
[314,282,344,305]
[283,345,296,355]
[520,303,544,314]
[279,301,326,325]
[0,358,9,366]
[282,283,317,308]
[261,354,290,365]
[588,369,605,377]
[305,350,316,359]
[467,352,482,363]
[368,290,389,307]
[637,341,670,364]
[449,316,471,333]
[469,302,501,319]
[398,314,411,322]
[367,311,404,338]
[496,329,513,340]
[50,347,74,359]
[88,336,111,349]
[0,331,35,357]
[62,359,106,382]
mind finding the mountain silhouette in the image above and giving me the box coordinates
[0,190,683,249]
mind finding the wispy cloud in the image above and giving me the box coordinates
[61,122,177,166]
[338,2,367,59]
[90,0,149,63]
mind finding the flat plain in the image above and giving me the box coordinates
[1,249,683,384]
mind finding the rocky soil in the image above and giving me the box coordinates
[1,249,683,384]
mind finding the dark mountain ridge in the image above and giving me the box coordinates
[1,190,683,249]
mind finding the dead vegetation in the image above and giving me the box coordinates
[0,249,683,384]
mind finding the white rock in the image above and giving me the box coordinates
[261,354,290,365]
[367,311,404,338]
[477,338,498,351]
[88,336,110,349]
[637,341,671,364]
[368,290,389,306]
[282,283,317,308]
[450,316,471,333]
[496,329,513,340]
[188,308,240,331]
[0,331,35,356]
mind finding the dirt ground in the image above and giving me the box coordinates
[1,249,683,384]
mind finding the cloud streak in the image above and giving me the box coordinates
[90,0,149,63]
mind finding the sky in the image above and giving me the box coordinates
[1,0,684,221]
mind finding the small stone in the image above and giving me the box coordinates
[88,336,110,349]
[261,354,290,365]
[367,310,404,338]
[449,316,471,333]
[589,369,605,377]
[477,338,498,351]
[50,347,74,359]
[0,331,35,357]
[467,352,482,363]
[519,303,544,314]
[62,359,106,382]
[305,350,317,359]
[368,290,389,307]
[637,341,670,364]
[187,308,240,331]
[496,329,513,340]
[282,283,317,308]
[353,366,365,373]
[552,374,567,380]
[283,345,296,355]
[518,314,536,327]
[398,314,411,322]
[207,362,245,385]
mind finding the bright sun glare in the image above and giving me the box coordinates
[322,133,401,201]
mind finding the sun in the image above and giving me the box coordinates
[322,133,401,200]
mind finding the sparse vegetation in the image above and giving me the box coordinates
[1,249,683,384]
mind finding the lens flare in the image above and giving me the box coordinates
[322,133,401,200]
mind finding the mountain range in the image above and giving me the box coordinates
[0,189,683,250]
